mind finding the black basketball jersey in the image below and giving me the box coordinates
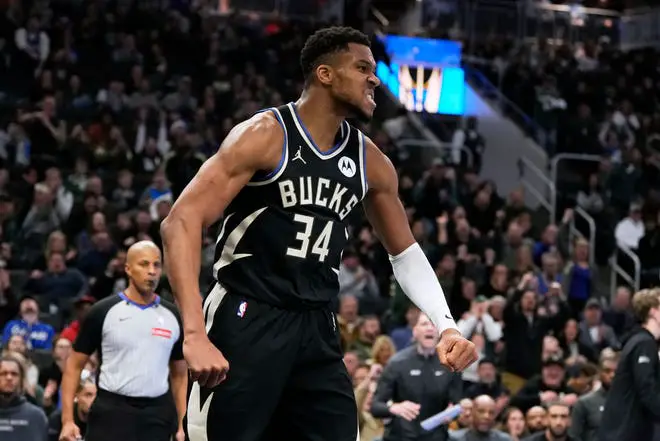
[213,103,367,307]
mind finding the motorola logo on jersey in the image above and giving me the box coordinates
[278,177,359,221]
[338,156,357,178]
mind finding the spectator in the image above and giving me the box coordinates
[47,377,96,441]
[24,251,87,308]
[371,314,463,441]
[59,296,95,344]
[500,407,528,441]
[510,356,578,413]
[2,334,40,402]
[525,406,547,436]
[558,318,597,365]
[614,203,645,250]
[349,315,381,362]
[450,395,511,441]
[389,304,420,351]
[451,117,486,172]
[578,299,620,353]
[523,402,575,441]
[569,350,619,441]
[339,249,379,302]
[0,354,48,441]
[602,286,635,338]
[337,294,360,351]
[562,237,597,313]
[465,359,510,412]
[2,297,55,350]
[39,336,72,410]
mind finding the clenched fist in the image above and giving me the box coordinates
[436,329,478,372]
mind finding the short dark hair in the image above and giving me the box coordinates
[300,27,370,82]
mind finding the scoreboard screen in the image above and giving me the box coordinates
[377,35,465,116]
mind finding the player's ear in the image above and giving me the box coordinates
[316,64,333,86]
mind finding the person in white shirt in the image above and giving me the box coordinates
[614,203,645,250]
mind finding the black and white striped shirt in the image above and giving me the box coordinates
[73,293,183,398]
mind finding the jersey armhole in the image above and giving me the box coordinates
[358,130,368,199]
[247,108,289,186]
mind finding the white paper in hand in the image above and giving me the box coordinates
[420,405,463,431]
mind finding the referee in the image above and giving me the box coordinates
[58,241,187,441]
[598,288,660,441]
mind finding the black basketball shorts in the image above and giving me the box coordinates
[186,283,358,441]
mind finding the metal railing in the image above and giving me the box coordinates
[610,243,641,300]
[397,139,474,170]
[517,156,554,214]
[569,206,596,268]
[549,153,602,222]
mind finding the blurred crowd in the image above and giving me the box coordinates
[0,1,651,441]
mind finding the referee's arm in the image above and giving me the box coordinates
[169,312,187,436]
[631,338,660,418]
[61,303,104,427]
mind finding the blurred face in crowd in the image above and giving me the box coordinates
[91,212,107,233]
[118,171,133,189]
[20,298,39,324]
[462,279,477,302]
[136,211,152,230]
[488,297,505,321]
[34,184,53,206]
[343,351,359,377]
[353,365,369,387]
[613,287,631,310]
[405,305,420,327]
[455,219,470,241]
[574,238,589,262]
[457,399,473,428]
[54,338,72,362]
[542,253,558,277]
[411,220,426,242]
[474,190,490,209]
[505,408,526,438]
[359,317,380,344]
[48,252,66,273]
[526,406,547,432]
[125,242,162,295]
[413,314,439,350]
[491,265,508,290]
[437,254,455,275]
[452,206,466,222]
[546,404,570,438]
[472,395,496,433]
[541,363,565,388]
[584,304,602,327]
[7,335,27,355]
[600,358,618,389]
[507,222,523,246]
[48,231,67,253]
[93,232,113,252]
[0,359,21,397]
[542,225,558,245]
[339,295,358,323]
[156,200,172,220]
[563,319,578,343]
[477,361,497,384]
[320,43,379,122]
[372,336,395,365]
[86,176,102,196]
[542,336,561,360]
[342,253,360,271]
[76,381,97,419]
[520,290,537,313]
[45,167,62,190]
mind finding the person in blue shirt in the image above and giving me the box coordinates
[2,296,55,350]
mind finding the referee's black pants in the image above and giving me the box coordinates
[86,389,177,441]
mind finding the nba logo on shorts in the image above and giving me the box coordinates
[237,301,248,318]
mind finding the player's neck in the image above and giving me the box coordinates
[295,91,345,152]
[643,320,660,339]
[124,286,157,305]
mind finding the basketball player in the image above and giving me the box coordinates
[161,27,477,441]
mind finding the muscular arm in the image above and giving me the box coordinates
[362,137,458,333]
[169,360,188,432]
[160,113,283,336]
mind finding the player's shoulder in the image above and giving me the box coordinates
[230,109,284,144]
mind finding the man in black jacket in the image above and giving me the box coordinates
[371,314,463,441]
[523,402,577,441]
[598,288,660,441]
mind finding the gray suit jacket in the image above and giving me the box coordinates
[570,387,607,441]
[578,321,620,351]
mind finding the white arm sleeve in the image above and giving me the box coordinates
[390,243,458,333]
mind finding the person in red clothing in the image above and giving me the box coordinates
[60,296,95,343]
